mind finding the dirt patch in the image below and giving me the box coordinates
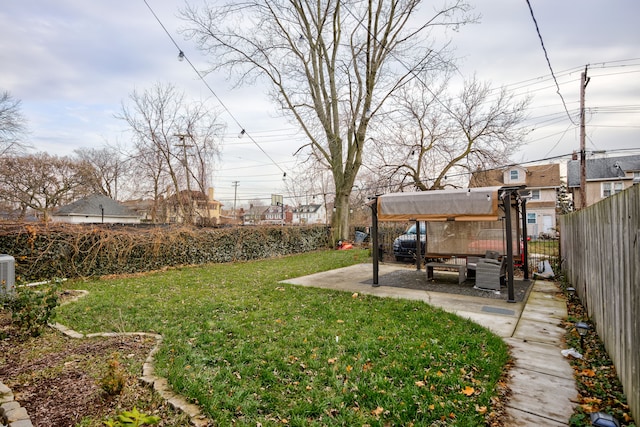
[0,311,191,427]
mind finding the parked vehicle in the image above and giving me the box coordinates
[467,229,525,267]
[392,222,426,261]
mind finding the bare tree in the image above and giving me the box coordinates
[0,153,95,221]
[118,83,223,224]
[181,0,473,241]
[374,75,530,190]
[0,91,30,156]
[74,145,129,200]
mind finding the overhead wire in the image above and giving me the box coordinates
[524,0,578,126]
[142,0,289,178]
[146,0,639,204]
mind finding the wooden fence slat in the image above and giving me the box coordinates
[559,184,639,422]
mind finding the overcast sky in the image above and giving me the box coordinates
[2,1,639,206]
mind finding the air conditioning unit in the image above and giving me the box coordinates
[0,254,15,298]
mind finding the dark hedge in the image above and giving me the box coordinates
[0,223,331,282]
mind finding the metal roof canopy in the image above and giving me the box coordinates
[370,185,529,303]
[377,186,503,222]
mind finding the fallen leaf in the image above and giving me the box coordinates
[579,368,596,377]
[415,380,425,387]
[328,357,337,364]
[462,386,475,396]
[337,319,344,323]
[371,406,384,417]
[475,405,487,414]
[346,365,353,373]
[580,404,596,413]
[352,292,359,298]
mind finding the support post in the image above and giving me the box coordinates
[503,190,516,302]
[520,198,530,281]
[370,197,379,286]
[414,220,422,271]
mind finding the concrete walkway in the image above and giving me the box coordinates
[282,263,577,426]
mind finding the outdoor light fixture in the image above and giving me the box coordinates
[178,50,185,61]
[576,321,590,348]
[567,287,576,296]
[590,412,621,427]
[238,129,246,138]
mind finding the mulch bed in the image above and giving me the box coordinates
[0,311,190,427]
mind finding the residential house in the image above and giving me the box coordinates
[469,164,562,238]
[567,154,640,207]
[243,204,266,225]
[261,204,293,225]
[292,204,327,225]
[121,198,156,223]
[52,194,140,224]
[164,188,222,225]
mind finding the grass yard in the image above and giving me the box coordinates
[57,249,509,426]
[528,239,559,257]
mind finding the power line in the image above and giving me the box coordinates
[142,0,288,177]
[524,0,578,126]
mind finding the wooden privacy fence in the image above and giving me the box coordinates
[559,184,639,421]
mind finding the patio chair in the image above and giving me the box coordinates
[467,250,499,279]
[474,256,506,291]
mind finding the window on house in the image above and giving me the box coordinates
[614,182,623,194]
[531,189,540,200]
[527,213,536,224]
[510,170,519,181]
[603,182,624,197]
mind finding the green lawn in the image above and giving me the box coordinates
[58,249,509,426]
[528,239,560,257]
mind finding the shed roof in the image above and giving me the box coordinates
[377,186,504,222]
[55,194,139,218]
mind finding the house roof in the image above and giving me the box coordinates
[567,154,640,187]
[469,164,561,188]
[54,194,139,218]
[293,204,323,214]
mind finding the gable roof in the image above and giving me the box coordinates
[469,164,561,188]
[567,154,640,187]
[54,194,139,218]
[293,204,323,214]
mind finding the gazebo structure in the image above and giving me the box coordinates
[370,186,531,302]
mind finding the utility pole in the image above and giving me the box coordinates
[579,66,590,209]
[175,133,194,223]
[232,181,239,220]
